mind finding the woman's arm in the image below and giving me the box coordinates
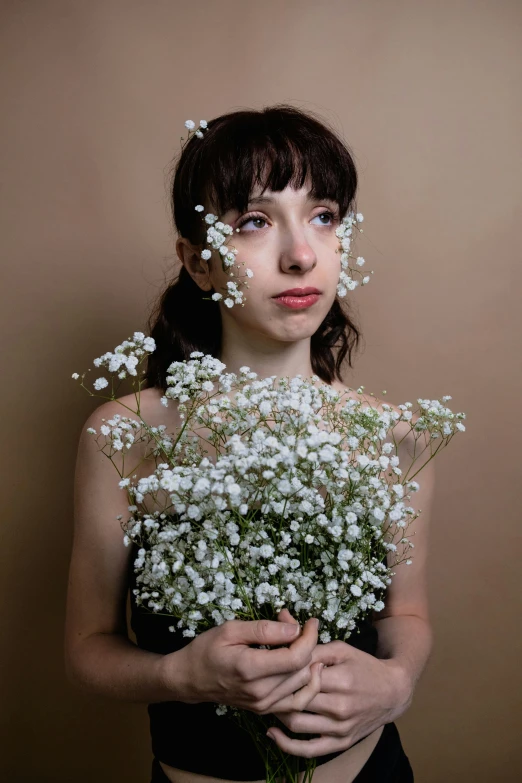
[65,629,183,703]
[371,428,437,703]
[371,615,433,709]
[64,396,185,703]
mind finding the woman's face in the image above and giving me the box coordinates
[199,182,343,346]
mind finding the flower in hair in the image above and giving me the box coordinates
[183,119,208,140]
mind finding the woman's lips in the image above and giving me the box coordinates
[273,293,321,309]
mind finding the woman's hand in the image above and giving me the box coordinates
[162,614,325,715]
[266,609,413,758]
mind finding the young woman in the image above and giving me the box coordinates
[64,105,435,782]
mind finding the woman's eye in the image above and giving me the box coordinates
[312,211,336,226]
[237,215,268,232]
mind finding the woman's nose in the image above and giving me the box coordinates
[279,232,317,273]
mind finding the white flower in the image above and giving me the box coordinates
[184,120,195,130]
[94,377,109,390]
[193,206,250,307]
[195,204,204,212]
[71,372,79,379]
[80,347,465,650]
[199,120,208,128]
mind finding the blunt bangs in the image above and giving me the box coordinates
[172,105,358,245]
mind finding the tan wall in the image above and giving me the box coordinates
[1,0,521,780]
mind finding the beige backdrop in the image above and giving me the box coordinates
[1,0,521,781]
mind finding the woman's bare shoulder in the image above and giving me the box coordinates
[110,386,182,432]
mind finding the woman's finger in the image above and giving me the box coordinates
[240,617,319,679]
[287,690,345,720]
[252,659,315,709]
[272,709,344,736]
[267,661,324,713]
[277,607,299,625]
[266,728,341,759]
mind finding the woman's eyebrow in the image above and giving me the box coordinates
[247,196,275,206]
[247,195,335,207]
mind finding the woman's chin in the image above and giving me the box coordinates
[271,322,326,343]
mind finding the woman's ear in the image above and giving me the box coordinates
[176,237,213,292]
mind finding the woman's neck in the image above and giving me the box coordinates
[218,337,315,382]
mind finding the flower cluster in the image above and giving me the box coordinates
[194,205,254,307]
[335,212,373,297]
[183,118,208,140]
[121,360,464,643]
[75,347,465,643]
[71,331,155,394]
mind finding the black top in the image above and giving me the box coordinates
[128,532,385,780]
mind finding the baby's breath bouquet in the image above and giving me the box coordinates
[72,332,466,783]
